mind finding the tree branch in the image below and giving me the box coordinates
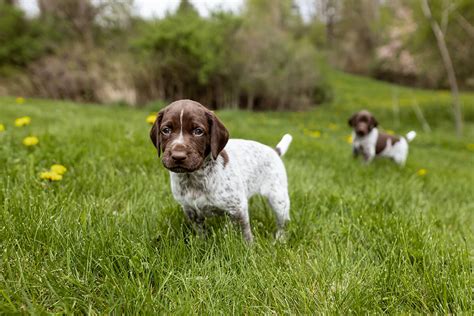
[421,0,463,136]
[456,13,474,38]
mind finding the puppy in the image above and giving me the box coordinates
[348,110,416,166]
[150,99,292,242]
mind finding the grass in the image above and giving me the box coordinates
[0,71,473,313]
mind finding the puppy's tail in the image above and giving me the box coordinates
[275,134,293,157]
[405,131,417,142]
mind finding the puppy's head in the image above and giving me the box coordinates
[150,99,229,173]
[348,110,378,137]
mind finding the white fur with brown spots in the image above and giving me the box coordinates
[150,100,292,242]
[170,138,291,242]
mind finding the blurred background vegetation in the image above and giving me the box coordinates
[0,0,473,110]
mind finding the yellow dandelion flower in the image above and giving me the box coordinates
[386,129,395,135]
[14,116,31,127]
[309,130,321,138]
[16,97,25,104]
[417,169,427,176]
[0,124,5,132]
[328,123,338,130]
[146,114,157,124]
[467,143,474,151]
[40,171,63,181]
[50,164,67,175]
[304,129,321,138]
[345,135,353,144]
[23,136,39,146]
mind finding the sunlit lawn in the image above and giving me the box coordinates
[0,72,473,313]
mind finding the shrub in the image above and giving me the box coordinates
[0,4,45,69]
[131,11,242,107]
[131,2,330,110]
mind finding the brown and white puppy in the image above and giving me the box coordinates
[348,110,416,165]
[150,99,292,242]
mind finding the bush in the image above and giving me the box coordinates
[131,11,242,107]
[1,0,332,110]
[131,2,330,110]
[0,4,45,69]
[26,46,137,105]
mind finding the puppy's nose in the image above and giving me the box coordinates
[171,151,187,162]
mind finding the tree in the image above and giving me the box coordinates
[234,0,324,110]
[37,0,133,48]
[176,0,199,16]
[0,3,44,67]
[38,0,98,47]
[421,0,463,136]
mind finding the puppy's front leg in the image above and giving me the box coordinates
[362,148,375,164]
[352,146,360,159]
[228,202,253,243]
[183,206,206,236]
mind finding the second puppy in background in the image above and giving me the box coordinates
[348,110,416,166]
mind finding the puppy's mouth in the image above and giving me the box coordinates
[167,166,195,173]
[162,158,203,173]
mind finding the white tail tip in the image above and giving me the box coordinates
[406,131,416,142]
[275,134,292,157]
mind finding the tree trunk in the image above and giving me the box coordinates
[324,0,336,47]
[421,0,463,136]
[247,92,254,111]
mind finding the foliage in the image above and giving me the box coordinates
[0,71,473,313]
[308,0,474,90]
[408,0,474,89]
[131,0,328,110]
[0,4,45,69]
[131,10,239,106]
[2,0,474,106]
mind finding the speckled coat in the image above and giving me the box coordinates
[170,137,292,242]
[352,128,416,166]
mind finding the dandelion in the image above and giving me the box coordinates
[0,124,5,132]
[386,129,395,135]
[467,143,474,151]
[146,114,157,124]
[328,123,338,130]
[50,164,67,175]
[309,130,321,138]
[417,169,427,176]
[304,129,321,138]
[40,171,62,181]
[345,135,353,144]
[16,97,25,104]
[15,116,31,127]
[22,136,39,146]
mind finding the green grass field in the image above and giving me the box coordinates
[1,72,473,313]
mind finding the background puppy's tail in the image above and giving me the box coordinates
[406,131,416,142]
[275,134,293,157]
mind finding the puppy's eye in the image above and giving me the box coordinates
[193,128,204,136]
[161,127,172,135]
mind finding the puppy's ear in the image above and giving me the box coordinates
[150,111,164,156]
[207,111,229,160]
[348,113,357,127]
[369,115,378,129]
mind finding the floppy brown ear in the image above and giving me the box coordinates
[207,111,229,160]
[150,111,164,156]
[348,113,357,127]
[369,115,378,128]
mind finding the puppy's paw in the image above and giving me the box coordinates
[274,230,288,244]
